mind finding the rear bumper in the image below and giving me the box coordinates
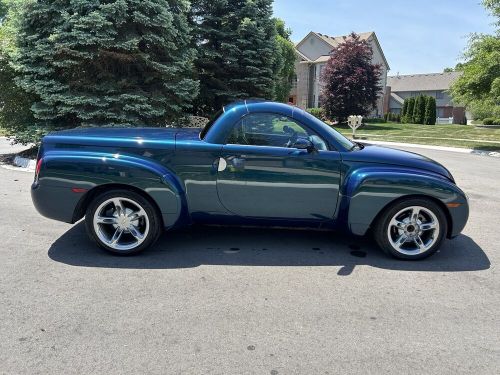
[31,182,81,224]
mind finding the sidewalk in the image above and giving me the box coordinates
[362,139,500,157]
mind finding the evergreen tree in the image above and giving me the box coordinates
[15,0,198,138]
[405,97,415,123]
[0,0,38,144]
[424,95,437,125]
[322,33,382,122]
[273,18,296,103]
[401,98,408,121]
[412,95,426,124]
[191,0,277,116]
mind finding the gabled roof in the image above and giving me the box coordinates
[388,72,462,92]
[295,49,311,62]
[295,31,390,69]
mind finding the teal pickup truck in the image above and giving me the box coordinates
[32,101,469,260]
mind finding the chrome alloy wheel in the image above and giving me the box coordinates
[387,206,440,255]
[93,197,150,252]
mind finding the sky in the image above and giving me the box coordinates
[273,0,496,75]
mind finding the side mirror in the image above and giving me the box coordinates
[293,138,316,153]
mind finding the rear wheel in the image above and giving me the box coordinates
[374,198,447,260]
[85,190,162,255]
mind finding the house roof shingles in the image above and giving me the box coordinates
[387,72,462,92]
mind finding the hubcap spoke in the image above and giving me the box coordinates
[112,198,125,215]
[420,222,437,231]
[128,210,146,222]
[411,207,420,222]
[391,219,406,230]
[96,216,118,225]
[414,236,426,252]
[128,225,144,241]
[395,235,408,248]
[109,228,123,245]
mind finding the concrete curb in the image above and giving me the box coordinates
[362,140,500,158]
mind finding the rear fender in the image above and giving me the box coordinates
[339,167,467,236]
[39,150,186,227]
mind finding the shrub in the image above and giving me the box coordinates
[384,113,389,122]
[483,118,496,125]
[396,114,401,123]
[365,117,386,124]
[306,108,326,120]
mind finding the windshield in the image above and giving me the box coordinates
[300,111,355,150]
[200,109,224,140]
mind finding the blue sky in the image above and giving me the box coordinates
[273,0,496,75]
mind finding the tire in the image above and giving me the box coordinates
[85,189,162,255]
[373,198,447,260]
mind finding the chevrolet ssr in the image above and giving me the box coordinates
[31,100,469,260]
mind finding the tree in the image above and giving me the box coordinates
[321,33,382,122]
[0,0,37,144]
[424,96,437,125]
[273,18,296,103]
[14,0,198,142]
[483,0,500,26]
[405,97,415,123]
[401,98,409,120]
[412,95,426,124]
[190,0,277,116]
[450,34,500,119]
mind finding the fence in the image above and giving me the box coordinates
[436,117,454,125]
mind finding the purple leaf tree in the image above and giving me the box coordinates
[321,33,382,123]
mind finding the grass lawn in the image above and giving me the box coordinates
[333,122,500,151]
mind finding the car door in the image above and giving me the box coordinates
[216,112,342,220]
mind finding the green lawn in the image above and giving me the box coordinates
[333,122,500,151]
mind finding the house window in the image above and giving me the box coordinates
[436,91,444,99]
[437,108,445,117]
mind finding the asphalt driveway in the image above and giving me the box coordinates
[0,144,498,374]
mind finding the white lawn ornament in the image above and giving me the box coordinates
[347,115,363,138]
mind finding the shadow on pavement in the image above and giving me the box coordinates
[48,222,490,275]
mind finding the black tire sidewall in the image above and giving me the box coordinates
[85,189,161,255]
[374,198,447,260]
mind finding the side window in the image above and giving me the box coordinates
[226,113,328,150]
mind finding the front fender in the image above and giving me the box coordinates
[340,167,469,237]
[37,150,186,227]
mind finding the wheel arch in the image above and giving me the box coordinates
[367,194,453,239]
[73,183,165,227]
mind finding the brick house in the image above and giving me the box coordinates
[289,31,390,117]
[387,72,466,124]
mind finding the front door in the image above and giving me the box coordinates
[216,112,341,220]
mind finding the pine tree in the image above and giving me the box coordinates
[412,95,426,124]
[322,33,382,122]
[424,95,437,125]
[15,0,198,137]
[191,0,277,116]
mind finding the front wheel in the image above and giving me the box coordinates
[374,198,447,260]
[85,189,162,255]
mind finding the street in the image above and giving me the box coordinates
[0,145,498,374]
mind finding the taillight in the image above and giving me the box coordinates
[35,158,43,179]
